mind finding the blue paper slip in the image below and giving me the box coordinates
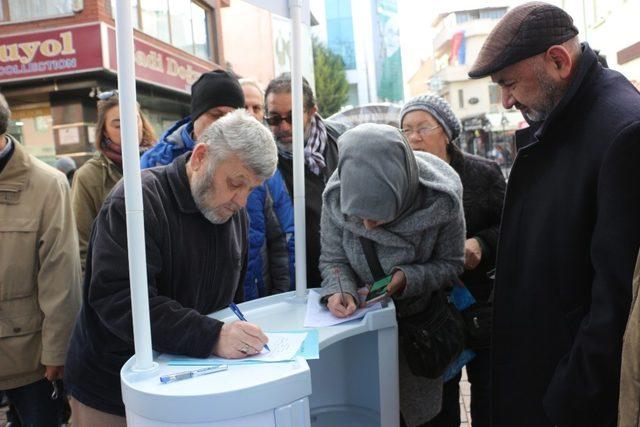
[451,282,475,311]
[165,329,319,366]
[443,348,476,382]
[285,329,319,360]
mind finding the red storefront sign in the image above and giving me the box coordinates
[106,26,212,94]
[0,23,213,94]
[0,24,103,82]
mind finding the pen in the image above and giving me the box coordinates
[334,267,346,307]
[228,302,271,352]
[160,364,227,384]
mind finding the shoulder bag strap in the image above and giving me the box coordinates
[358,236,386,281]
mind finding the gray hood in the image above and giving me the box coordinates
[324,149,463,248]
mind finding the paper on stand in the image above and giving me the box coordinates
[166,332,307,366]
[304,289,382,327]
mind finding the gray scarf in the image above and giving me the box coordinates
[337,123,419,225]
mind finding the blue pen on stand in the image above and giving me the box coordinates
[160,365,227,384]
[229,303,271,352]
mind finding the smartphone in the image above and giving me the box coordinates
[365,275,392,305]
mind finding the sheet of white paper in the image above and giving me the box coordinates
[303,289,382,327]
[166,332,308,365]
[249,332,308,362]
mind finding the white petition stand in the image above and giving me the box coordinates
[121,293,398,426]
[118,0,399,425]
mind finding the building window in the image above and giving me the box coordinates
[110,0,213,60]
[458,89,464,108]
[140,0,170,43]
[455,8,506,24]
[480,8,507,20]
[326,0,356,69]
[0,0,73,23]
[190,2,210,60]
[489,84,500,104]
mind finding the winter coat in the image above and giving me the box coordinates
[141,117,295,299]
[72,152,122,270]
[448,144,505,301]
[319,151,465,426]
[278,119,348,288]
[491,44,640,427]
[0,137,81,390]
[244,169,295,299]
[64,153,248,416]
[619,250,640,427]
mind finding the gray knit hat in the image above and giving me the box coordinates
[400,94,461,142]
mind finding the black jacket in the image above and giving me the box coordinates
[492,44,640,427]
[449,145,505,301]
[64,153,248,416]
[278,119,347,287]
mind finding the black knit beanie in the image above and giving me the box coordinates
[190,70,244,123]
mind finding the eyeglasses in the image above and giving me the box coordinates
[400,125,440,138]
[265,112,293,126]
[97,90,119,100]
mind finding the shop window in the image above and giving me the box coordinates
[0,0,74,23]
[9,107,56,163]
[110,0,213,61]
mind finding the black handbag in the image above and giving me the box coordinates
[359,237,466,379]
[461,301,492,350]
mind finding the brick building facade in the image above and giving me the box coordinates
[0,0,228,164]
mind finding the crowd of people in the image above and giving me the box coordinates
[0,2,639,426]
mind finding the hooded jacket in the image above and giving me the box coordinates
[319,124,465,425]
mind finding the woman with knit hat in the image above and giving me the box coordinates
[319,123,466,426]
[400,94,506,427]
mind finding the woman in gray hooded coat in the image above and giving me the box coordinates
[319,123,466,426]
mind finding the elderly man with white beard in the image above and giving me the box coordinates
[64,110,277,426]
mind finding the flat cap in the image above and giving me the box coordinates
[468,2,578,78]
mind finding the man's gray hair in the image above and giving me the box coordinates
[0,93,10,136]
[200,109,277,181]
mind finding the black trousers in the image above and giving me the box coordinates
[3,379,67,427]
[424,348,491,427]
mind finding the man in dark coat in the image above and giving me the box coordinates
[264,73,348,288]
[64,110,276,425]
[468,2,640,426]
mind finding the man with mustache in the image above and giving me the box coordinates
[264,73,348,288]
[468,2,640,426]
[64,110,277,426]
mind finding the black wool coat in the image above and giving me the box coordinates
[491,44,640,427]
[449,145,506,301]
[64,153,248,416]
[278,119,347,288]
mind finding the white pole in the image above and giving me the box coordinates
[114,0,155,371]
[290,0,308,300]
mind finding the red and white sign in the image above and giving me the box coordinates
[105,26,212,94]
[0,22,214,94]
[0,24,103,83]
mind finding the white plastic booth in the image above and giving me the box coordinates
[112,0,399,425]
[121,294,398,426]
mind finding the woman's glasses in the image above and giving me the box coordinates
[400,125,440,139]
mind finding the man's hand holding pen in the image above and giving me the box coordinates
[212,321,269,359]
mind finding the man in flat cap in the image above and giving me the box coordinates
[469,2,640,426]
